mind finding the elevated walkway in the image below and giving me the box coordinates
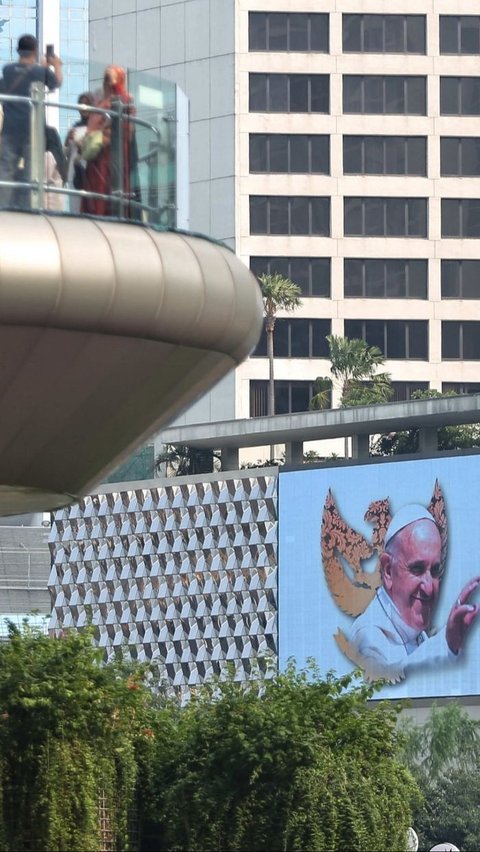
[0,68,262,514]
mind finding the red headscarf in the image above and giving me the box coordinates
[104,64,128,100]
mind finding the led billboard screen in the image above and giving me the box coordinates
[278,454,480,699]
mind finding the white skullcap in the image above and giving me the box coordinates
[384,504,436,547]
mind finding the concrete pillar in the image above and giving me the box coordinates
[351,433,369,459]
[285,441,303,466]
[221,446,239,471]
[418,427,438,454]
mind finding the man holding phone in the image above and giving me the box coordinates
[0,34,63,208]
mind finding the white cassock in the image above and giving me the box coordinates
[348,586,457,681]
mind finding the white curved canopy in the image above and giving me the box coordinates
[0,212,263,514]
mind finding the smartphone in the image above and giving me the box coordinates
[46,44,54,60]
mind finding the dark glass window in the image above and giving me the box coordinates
[343,14,426,54]
[252,319,331,358]
[250,196,330,236]
[441,260,480,298]
[344,198,428,238]
[442,199,480,237]
[344,259,428,298]
[343,76,426,114]
[250,380,328,417]
[440,78,480,115]
[440,16,480,54]
[250,257,331,297]
[391,381,429,402]
[441,137,480,176]
[442,322,480,359]
[249,134,330,174]
[344,320,428,359]
[249,12,329,53]
[442,382,480,395]
[343,136,427,176]
[250,74,329,113]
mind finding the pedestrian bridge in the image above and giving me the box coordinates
[0,69,262,514]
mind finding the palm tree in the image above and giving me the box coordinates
[315,335,393,408]
[258,273,302,416]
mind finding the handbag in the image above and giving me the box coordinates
[81,129,104,162]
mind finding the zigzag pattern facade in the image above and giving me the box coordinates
[49,474,278,695]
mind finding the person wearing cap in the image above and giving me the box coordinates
[0,34,62,208]
[348,504,480,681]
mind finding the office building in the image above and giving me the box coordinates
[92,1,480,442]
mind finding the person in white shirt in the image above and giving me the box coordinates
[349,504,480,681]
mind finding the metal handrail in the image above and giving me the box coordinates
[0,86,174,224]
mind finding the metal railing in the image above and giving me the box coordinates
[0,80,177,226]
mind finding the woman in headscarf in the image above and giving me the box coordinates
[81,65,139,218]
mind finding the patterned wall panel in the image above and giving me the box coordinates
[49,474,278,695]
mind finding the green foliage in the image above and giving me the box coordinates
[0,625,154,851]
[142,664,419,851]
[372,389,480,455]
[258,273,303,324]
[399,702,480,851]
[155,444,221,477]
[310,336,393,411]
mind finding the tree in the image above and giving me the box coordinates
[310,335,393,411]
[399,702,480,851]
[258,273,302,417]
[372,389,480,456]
[155,443,221,477]
[142,665,420,851]
[0,623,154,852]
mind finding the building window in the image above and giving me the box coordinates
[343,76,426,115]
[391,381,429,402]
[249,12,329,53]
[344,259,428,298]
[442,322,480,359]
[252,319,331,358]
[250,196,330,236]
[250,380,325,417]
[344,319,428,360]
[442,200,480,238]
[442,260,480,298]
[343,14,426,54]
[249,74,329,113]
[250,134,330,174]
[442,382,480,394]
[440,78,480,115]
[344,198,427,238]
[440,16,480,54]
[343,136,427,176]
[440,138,480,176]
[250,257,331,298]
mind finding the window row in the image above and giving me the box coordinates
[250,195,480,238]
[249,380,430,417]
[249,14,480,57]
[250,134,480,178]
[250,257,480,299]
[252,319,480,362]
[249,75,480,116]
[346,321,480,360]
